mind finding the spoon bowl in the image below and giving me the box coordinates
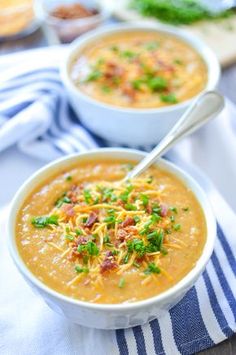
[125,91,224,181]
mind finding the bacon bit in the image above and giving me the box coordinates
[75,236,88,246]
[125,226,138,235]
[104,61,124,79]
[117,229,127,242]
[105,250,113,257]
[67,190,77,203]
[121,217,135,228]
[157,59,174,72]
[121,83,136,101]
[52,4,98,20]
[146,203,152,214]
[160,204,168,217]
[84,211,98,228]
[100,252,117,273]
[117,200,125,207]
[62,204,75,217]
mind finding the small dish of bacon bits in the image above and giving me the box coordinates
[51,3,98,21]
[39,1,108,43]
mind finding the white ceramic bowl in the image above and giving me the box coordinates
[61,23,220,146]
[8,148,216,329]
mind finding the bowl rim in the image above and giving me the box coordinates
[8,148,216,311]
[60,22,221,114]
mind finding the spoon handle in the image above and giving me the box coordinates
[126,90,224,181]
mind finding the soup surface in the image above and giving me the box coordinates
[70,31,207,108]
[16,160,206,304]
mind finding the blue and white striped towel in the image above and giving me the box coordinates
[0,47,235,355]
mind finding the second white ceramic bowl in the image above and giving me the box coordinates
[61,23,220,146]
[8,148,216,329]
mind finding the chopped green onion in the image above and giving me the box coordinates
[65,175,72,181]
[173,223,181,231]
[75,229,82,235]
[102,85,111,93]
[55,195,71,208]
[31,215,58,228]
[147,176,153,184]
[85,69,102,82]
[86,241,99,256]
[125,203,137,211]
[160,93,178,104]
[133,216,141,224]
[64,234,74,241]
[147,76,168,91]
[169,206,178,214]
[182,207,189,212]
[144,262,161,275]
[118,278,126,288]
[83,189,92,204]
[140,193,149,207]
[75,265,89,273]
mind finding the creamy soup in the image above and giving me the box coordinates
[16,160,206,304]
[70,31,208,108]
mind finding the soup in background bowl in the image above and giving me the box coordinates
[61,24,220,146]
[70,31,207,109]
[8,149,216,328]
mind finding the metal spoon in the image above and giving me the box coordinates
[125,90,224,181]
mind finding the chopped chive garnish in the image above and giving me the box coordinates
[151,213,161,223]
[169,206,178,214]
[102,85,111,93]
[133,215,141,224]
[160,246,168,255]
[140,193,149,207]
[65,175,72,181]
[77,241,99,256]
[103,235,111,244]
[55,195,71,208]
[144,263,161,275]
[147,176,153,184]
[183,207,189,212]
[127,238,146,257]
[125,203,137,211]
[75,229,82,235]
[31,215,58,228]
[170,215,175,223]
[118,278,126,288]
[83,189,92,204]
[173,223,181,231]
[85,69,102,82]
[145,41,159,51]
[86,241,99,256]
[75,265,89,273]
[123,253,130,264]
[64,235,74,241]
[147,76,168,91]
[110,45,119,52]
[120,50,136,59]
[160,93,178,104]
[174,58,183,65]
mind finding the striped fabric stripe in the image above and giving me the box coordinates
[0,65,235,355]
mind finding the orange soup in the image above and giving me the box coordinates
[70,31,207,108]
[16,160,206,304]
